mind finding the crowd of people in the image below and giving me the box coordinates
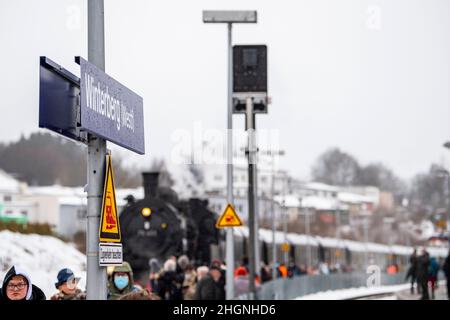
[1,249,449,300]
[0,256,312,301]
[405,248,450,300]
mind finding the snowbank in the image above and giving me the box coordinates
[295,283,410,300]
[0,230,86,299]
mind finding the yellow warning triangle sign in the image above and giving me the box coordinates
[99,154,121,243]
[216,204,243,228]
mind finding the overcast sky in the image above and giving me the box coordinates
[1,0,450,181]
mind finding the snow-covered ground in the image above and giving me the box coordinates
[295,283,410,300]
[0,230,86,299]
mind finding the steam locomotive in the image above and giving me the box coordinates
[120,172,219,283]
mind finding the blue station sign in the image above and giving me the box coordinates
[76,56,145,155]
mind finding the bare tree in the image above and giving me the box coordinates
[311,148,361,186]
[358,162,406,194]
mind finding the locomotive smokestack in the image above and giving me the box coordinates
[142,172,159,198]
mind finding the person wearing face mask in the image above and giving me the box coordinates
[107,261,140,300]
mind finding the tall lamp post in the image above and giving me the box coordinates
[202,10,257,300]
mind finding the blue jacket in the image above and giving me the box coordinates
[428,257,439,277]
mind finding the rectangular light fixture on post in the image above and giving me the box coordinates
[202,10,257,23]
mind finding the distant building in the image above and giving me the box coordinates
[0,170,33,224]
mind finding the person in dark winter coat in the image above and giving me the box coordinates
[210,259,226,293]
[0,266,46,301]
[405,249,418,294]
[416,248,430,300]
[194,265,225,300]
[443,250,450,300]
[260,263,272,283]
[156,259,183,300]
[50,268,86,300]
[287,261,302,278]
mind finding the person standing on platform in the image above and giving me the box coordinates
[443,249,450,300]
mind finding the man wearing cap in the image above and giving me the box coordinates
[50,268,86,300]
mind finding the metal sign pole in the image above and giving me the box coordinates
[225,22,235,300]
[246,96,257,298]
[86,0,107,300]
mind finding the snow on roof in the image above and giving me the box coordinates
[390,245,413,256]
[274,194,300,207]
[234,226,249,238]
[315,236,344,248]
[259,228,287,244]
[367,242,391,254]
[338,192,375,204]
[288,233,319,246]
[300,196,338,211]
[303,182,339,193]
[0,169,23,193]
[342,240,366,252]
[58,196,87,206]
[26,185,85,197]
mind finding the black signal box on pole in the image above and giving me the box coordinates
[233,45,268,113]
[233,45,267,93]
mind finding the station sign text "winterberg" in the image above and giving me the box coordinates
[77,56,145,155]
